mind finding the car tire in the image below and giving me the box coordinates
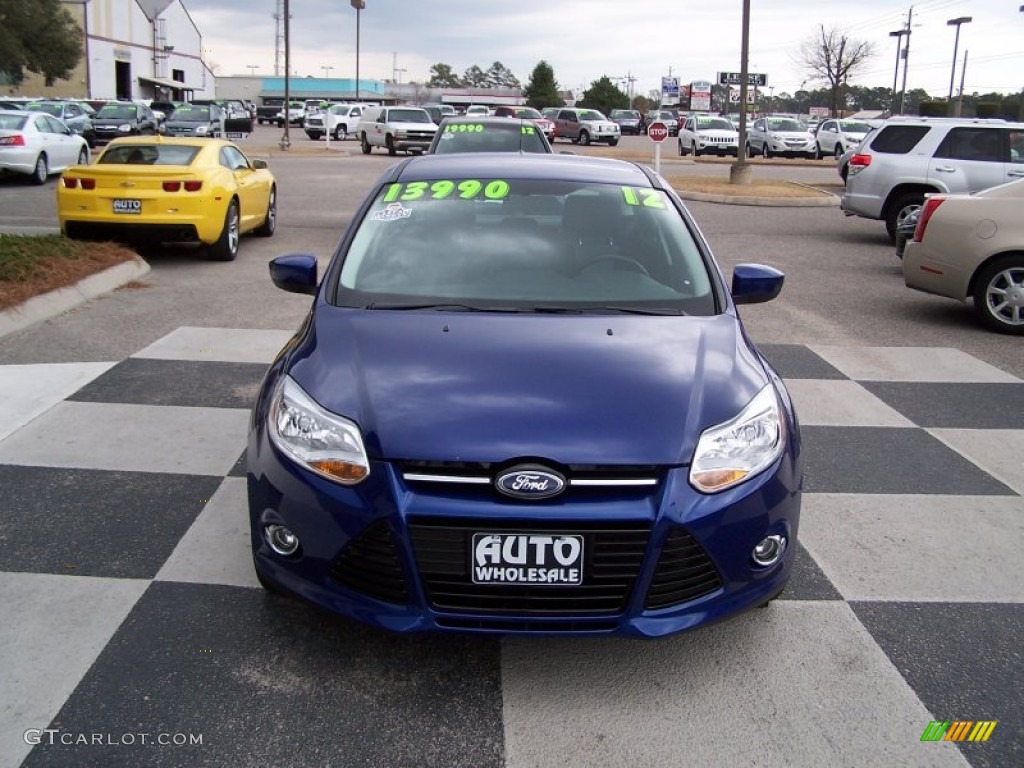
[885,193,925,242]
[972,256,1024,335]
[361,133,371,154]
[30,154,48,185]
[579,131,590,146]
[678,139,686,156]
[815,143,823,160]
[334,125,347,141]
[745,143,753,158]
[692,142,699,157]
[77,147,89,166]
[254,187,276,238]
[762,144,771,159]
[834,144,844,159]
[208,199,240,262]
[607,138,618,146]
[386,135,397,156]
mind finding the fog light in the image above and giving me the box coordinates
[752,535,787,567]
[265,525,300,556]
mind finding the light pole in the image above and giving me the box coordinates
[246,64,259,77]
[888,29,908,115]
[321,64,334,79]
[279,0,290,150]
[351,1,364,102]
[946,17,972,103]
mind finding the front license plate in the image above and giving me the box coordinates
[471,533,584,585]
[113,199,141,215]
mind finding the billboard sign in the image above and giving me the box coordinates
[690,80,713,112]
[718,72,767,87]
[661,76,680,106]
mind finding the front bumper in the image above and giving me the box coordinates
[247,422,802,637]
[768,140,816,157]
[392,136,434,152]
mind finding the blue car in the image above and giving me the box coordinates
[248,153,803,637]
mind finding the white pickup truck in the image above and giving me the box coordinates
[304,104,372,141]
[356,106,437,155]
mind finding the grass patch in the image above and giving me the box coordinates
[0,235,139,310]
[662,176,833,199]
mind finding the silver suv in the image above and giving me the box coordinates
[841,117,1024,239]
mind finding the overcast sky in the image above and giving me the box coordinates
[185,0,1024,98]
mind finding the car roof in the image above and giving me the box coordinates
[394,153,655,187]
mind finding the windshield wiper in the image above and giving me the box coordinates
[364,302,515,312]
[531,306,686,316]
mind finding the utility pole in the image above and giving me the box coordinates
[956,50,968,117]
[898,6,913,115]
[273,0,286,76]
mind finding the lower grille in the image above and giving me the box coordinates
[408,518,650,615]
[645,527,721,609]
[330,519,409,604]
[436,617,617,633]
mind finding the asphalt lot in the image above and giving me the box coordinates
[0,130,1021,767]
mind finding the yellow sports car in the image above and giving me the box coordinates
[57,136,276,261]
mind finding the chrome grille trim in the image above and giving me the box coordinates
[402,473,657,487]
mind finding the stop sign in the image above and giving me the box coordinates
[648,121,669,143]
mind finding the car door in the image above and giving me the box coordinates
[749,119,765,151]
[817,120,837,153]
[927,126,1010,195]
[374,109,388,141]
[557,110,578,140]
[221,145,264,228]
[40,115,78,169]
[346,107,362,131]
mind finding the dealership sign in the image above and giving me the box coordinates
[690,81,713,112]
[661,76,681,106]
[718,72,767,87]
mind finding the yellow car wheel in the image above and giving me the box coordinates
[208,200,240,262]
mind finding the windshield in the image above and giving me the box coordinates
[658,111,676,120]
[696,118,734,131]
[578,110,607,121]
[169,106,212,121]
[389,109,431,123]
[98,144,201,165]
[0,114,28,130]
[838,121,872,133]
[28,103,62,116]
[97,105,137,119]
[433,122,548,154]
[611,110,639,119]
[514,108,543,119]
[337,179,714,313]
[767,118,805,132]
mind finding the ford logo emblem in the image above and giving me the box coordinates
[495,465,566,500]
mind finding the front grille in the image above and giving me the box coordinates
[436,617,618,633]
[400,460,660,496]
[404,131,434,141]
[330,519,409,604]
[645,527,721,609]
[408,518,650,615]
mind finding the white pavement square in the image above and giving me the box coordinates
[784,379,915,427]
[132,326,296,364]
[810,346,1021,383]
[930,428,1024,495]
[0,362,115,442]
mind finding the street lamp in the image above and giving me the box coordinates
[889,29,909,115]
[946,17,972,102]
[321,64,334,79]
[246,64,259,77]
[351,0,364,102]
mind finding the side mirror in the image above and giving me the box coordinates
[731,263,784,305]
[252,159,268,169]
[270,254,318,295]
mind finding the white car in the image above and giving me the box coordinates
[746,116,816,159]
[677,115,739,157]
[815,119,874,160]
[903,178,1024,335]
[0,109,90,184]
[305,104,371,141]
[356,106,438,155]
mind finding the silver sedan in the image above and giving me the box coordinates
[0,110,90,184]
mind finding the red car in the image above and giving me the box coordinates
[493,106,555,142]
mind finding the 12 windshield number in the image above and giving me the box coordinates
[380,181,665,209]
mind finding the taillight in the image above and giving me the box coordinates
[162,180,202,192]
[849,153,871,167]
[81,178,95,190]
[183,180,202,192]
[63,177,78,188]
[0,134,25,146]
[913,198,944,242]
[162,181,182,192]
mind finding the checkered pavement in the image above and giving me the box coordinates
[0,327,1020,768]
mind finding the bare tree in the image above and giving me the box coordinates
[797,25,874,117]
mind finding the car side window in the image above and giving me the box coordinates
[377,112,387,123]
[352,108,361,117]
[1009,130,1024,164]
[933,127,1007,163]
[220,147,249,171]
[870,125,930,154]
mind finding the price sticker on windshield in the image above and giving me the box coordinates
[621,187,667,209]
[380,179,510,202]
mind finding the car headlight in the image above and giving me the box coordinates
[689,385,785,493]
[268,375,370,485]
[195,125,208,134]
[769,133,782,141]
[118,124,132,132]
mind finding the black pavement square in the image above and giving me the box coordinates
[23,582,504,768]
[757,344,848,381]
[851,602,1023,768]
[67,358,267,410]
[0,466,220,578]
[800,426,1016,495]
[227,450,247,478]
[777,541,842,601]
[861,382,1024,430]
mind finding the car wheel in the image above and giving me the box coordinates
[761,144,771,159]
[307,133,321,141]
[607,138,618,146]
[386,135,397,156]
[745,143,753,158]
[885,193,925,241]
[815,143,823,160]
[840,164,849,183]
[579,130,590,146]
[834,144,844,159]
[691,142,699,157]
[254,187,276,237]
[208,199,240,261]
[30,154,48,185]
[973,256,1024,335]
[361,133,371,154]
[77,147,89,166]
[678,139,686,156]
[334,125,347,141]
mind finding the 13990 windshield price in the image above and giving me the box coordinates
[380,179,510,202]
[472,533,583,585]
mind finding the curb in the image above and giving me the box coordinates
[674,186,840,207]
[0,255,151,340]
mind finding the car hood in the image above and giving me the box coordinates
[288,309,769,466]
